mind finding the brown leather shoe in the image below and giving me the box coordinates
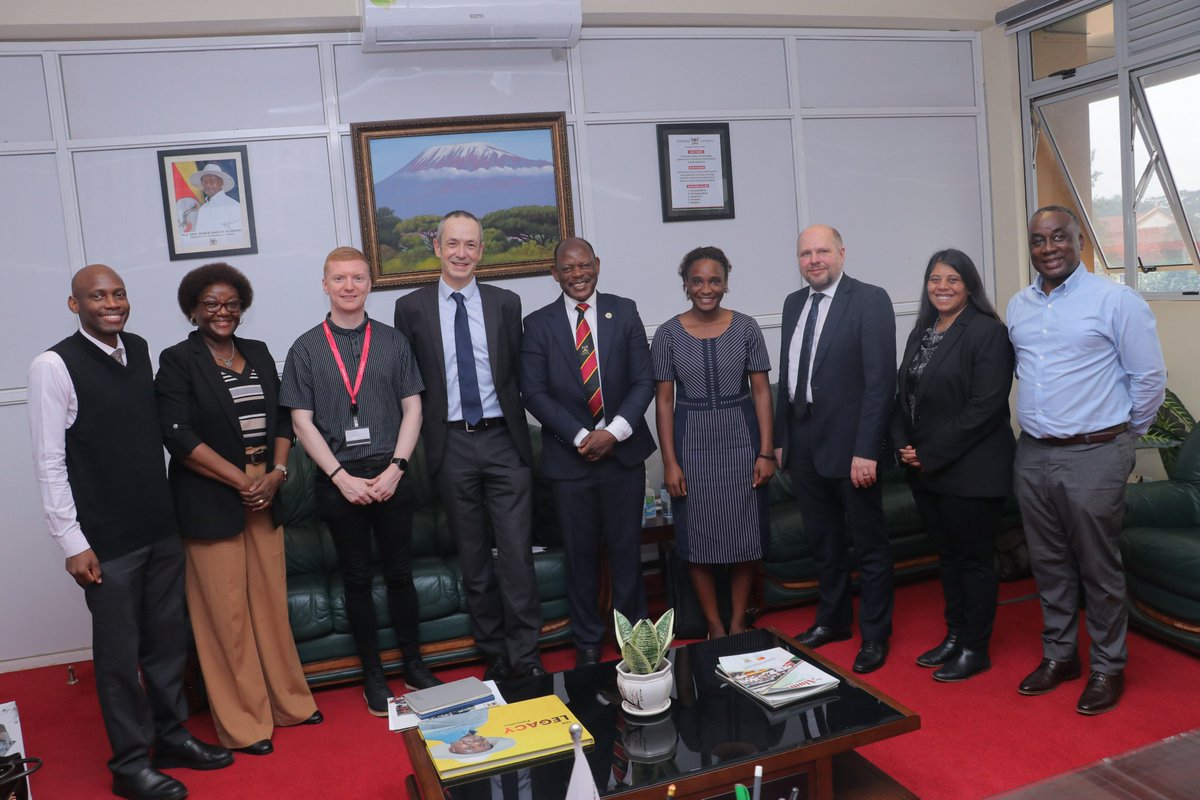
[1017,657,1081,695]
[1077,671,1123,715]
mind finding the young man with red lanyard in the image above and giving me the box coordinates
[281,246,442,716]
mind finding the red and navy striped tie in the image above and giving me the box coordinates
[575,303,604,424]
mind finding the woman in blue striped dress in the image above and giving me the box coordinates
[652,246,776,639]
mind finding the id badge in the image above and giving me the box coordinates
[345,426,372,447]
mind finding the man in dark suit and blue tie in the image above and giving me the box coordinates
[774,224,897,674]
[520,237,656,666]
[394,210,545,680]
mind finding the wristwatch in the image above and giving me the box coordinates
[391,457,409,471]
[273,464,289,482]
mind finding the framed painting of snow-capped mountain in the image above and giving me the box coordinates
[351,112,574,288]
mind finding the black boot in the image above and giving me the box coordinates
[932,647,991,682]
[359,652,393,717]
[915,632,960,668]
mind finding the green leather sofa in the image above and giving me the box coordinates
[1120,428,1200,654]
[278,427,574,686]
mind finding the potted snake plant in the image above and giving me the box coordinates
[613,608,675,716]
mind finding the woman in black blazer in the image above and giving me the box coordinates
[891,249,1015,682]
[156,263,319,755]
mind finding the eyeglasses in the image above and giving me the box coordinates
[200,299,243,314]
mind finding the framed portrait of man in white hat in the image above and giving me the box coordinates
[157,144,258,260]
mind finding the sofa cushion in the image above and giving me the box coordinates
[287,572,333,642]
[1119,526,1200,607]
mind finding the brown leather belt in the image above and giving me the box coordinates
[245,447,269,465]
[1039,422,1128,447]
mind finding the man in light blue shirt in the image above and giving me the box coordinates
[1007,205,1166,716]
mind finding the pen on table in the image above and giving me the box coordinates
[751,765,762,800]
[787,788,800,800]
[734,783,751,800]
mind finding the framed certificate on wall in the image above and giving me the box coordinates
[656,123,735,223]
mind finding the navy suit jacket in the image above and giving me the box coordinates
[156,332,291,539]
[520,292,656,480]
[394,282,533,475]
[774,274,896,477]
[890,304,1015,497]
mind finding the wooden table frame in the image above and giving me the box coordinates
[403,628,919,800]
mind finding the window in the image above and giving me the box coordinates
[1029,3,1115,80]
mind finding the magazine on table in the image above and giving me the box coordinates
[418,695,593,781]
[389,679,504,732]
[716,646,839,707]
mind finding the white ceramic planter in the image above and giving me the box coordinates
[615,659,674,716]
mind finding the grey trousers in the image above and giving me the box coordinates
[1014,430,1135,673]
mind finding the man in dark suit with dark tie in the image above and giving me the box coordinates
[520,237,656,666]
[773,225,897,674]
[394,210,545,679]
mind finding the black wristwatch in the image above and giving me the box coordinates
[391,457,409,471]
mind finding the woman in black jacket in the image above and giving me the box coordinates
[891,249,1015,682]
[156,263,319,755]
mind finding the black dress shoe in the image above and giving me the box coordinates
[932,648,990,682]
[915,633,961,668]
[1017,657,1081,695]
[796,625,852,649]
[151,737,233,771]
[405,658,444,690]
[112,767,188,800]
[483,654,511,682]
[576,647,601,667]
[517,663,547,678]
[235,739,273,756]
[1077,671,1123,715]
[852,640,889,674]
[301,710,324,725]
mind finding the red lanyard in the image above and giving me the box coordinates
[322,319,372,419]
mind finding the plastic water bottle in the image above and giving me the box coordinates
[643,481,657,521]
[660,485,673,522]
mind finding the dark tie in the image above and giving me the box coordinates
[111,347,125,366]
[575,303,604,424]
[796,292,824,406]
[451,291,483,425]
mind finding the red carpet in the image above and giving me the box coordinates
[3,576,1198,799]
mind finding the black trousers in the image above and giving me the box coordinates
[315,459,421,661]
[436,427,542,671]
[551,458,647,649]
[788,416,894,642]
[84,535,190,778]
[911,486,1003,650]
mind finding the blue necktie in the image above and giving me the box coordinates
[451,291,483,425]
[797,292,824,404]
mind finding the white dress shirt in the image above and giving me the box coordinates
[27,329,136,558]
[561,291,633,447]
[788,272,844,404]
[437,277,503,421]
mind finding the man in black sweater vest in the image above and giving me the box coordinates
[27,265,232,800]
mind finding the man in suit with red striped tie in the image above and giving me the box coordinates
[520,237,657,667]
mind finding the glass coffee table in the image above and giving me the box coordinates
[403,628,919,800]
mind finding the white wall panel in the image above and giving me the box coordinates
[797,38,977,108]
[586,119,799,328]
[802,115,984,305]
[0,55,53,142]
[61,47,325,139]
[73,138,339,360]
[0,154,74,389]
[579,38,790,113]
[334,45,571,124]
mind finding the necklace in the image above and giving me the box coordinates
[208,341,235,368]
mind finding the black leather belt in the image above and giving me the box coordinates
[447,417,507,432]
[245,447,269,465]
[1039,422,1128,446]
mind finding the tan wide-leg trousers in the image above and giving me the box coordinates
[183,465,316,748]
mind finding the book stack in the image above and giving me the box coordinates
[419,695,593,781]
[389,677,502,732]
[716,647,839,709]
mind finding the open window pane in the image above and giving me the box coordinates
[1030,3,1115,81]
[1037,84,1120,277]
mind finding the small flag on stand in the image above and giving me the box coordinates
[564,722,600,800]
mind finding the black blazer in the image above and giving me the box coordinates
[774,275,896,477]
[156,332,292,539]
[889,304,1015,497]
[394,283,533,475]
[520,292,656,480]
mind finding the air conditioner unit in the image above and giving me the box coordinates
[362,0,582,52]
